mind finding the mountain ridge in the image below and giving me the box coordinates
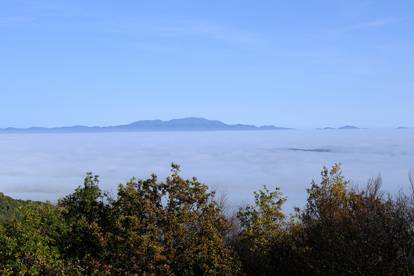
[0,117,291,133]
[318,125,361,130]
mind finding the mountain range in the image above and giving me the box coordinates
[320,125,360,130]
[0,118,291,133]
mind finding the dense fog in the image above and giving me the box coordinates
[0,129,413,210]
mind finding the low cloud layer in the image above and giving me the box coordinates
[0,130,413,211]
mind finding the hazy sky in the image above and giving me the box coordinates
[1,0,413,128]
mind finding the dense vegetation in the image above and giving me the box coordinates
[1,164,414,275]
[0,193,44,224]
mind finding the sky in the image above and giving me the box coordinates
[1,0,413,128]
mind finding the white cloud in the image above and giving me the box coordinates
[340,18,398,32]
[151,19,265,46]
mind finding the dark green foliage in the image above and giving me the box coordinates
[233,164,414,275]
[236,186,287,275]
[0,193,44,223]
[1,164,414,275]
[0,204,69,275]
[58,173,110,273]
[291,166,414,275]
[0,166,238,275]
[105,164,240,275]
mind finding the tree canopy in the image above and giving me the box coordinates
[1,164,414,275]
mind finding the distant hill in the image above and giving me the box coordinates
[319,125,360,130]
[0,118,291,133]
[338,125,360,130]
[0,193,44,223]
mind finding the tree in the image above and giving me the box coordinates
[107,174,168,274]
[295,164,413,275]
[161,164,240,275]
[2,164,414,275]
[58,173,110,274]
[0,204,68,275]
[107,164,240,275]
[236,186,286,275]
[56,166,241,275]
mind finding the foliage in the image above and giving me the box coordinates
[58,172,110,274]
[0,204,69,275]
[292,165,414,275]
[236,186,286,274]
[106,164,240,275]
[1,164,414,275]
[0,193,44,224]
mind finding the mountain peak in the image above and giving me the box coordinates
[339,125,359,130]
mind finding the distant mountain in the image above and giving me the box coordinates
[319,125,360,130]
[338,125,360,130]
[397,126,412,129]
[0,118,291,133]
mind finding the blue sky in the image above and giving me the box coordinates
[1,0,413,128]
